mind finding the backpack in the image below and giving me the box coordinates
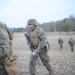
[0,24,19,75]
[0,26,10,58]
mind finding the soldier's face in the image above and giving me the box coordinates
[28,24,35,31]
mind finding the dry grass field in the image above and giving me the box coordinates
[12,32,75,75]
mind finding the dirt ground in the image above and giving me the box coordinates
[12,32,75,75]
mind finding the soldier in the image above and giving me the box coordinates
[68,37,75,52]
[0,22,13,75]
[26,19,53,75]
[58,37,64,50]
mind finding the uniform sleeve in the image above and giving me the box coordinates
[37,28,48,48]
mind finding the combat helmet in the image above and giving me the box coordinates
[27,19,38,26]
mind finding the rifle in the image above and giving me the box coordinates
[24,33,42,65]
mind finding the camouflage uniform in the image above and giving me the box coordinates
[0,22,13,75]
[58,37,64,50]
[27,19,52,75]
[68,37,75,52]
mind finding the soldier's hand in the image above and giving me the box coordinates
[32,51,36,56]
[35,49,39,54]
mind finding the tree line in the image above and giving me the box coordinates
[11,15,75,32]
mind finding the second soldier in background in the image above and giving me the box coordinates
[58,37,64,50]
[68,37,75,52]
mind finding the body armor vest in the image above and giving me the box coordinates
[29,28,40,47]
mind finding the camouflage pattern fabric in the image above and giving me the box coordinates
[27,19,38,26]
[58,38,64,50]
[0,23,13,75]
[0,62,8,75]
[28,27,52,75]
[68,38,75,52]
[28,27,49,50]
[0,28,10,57]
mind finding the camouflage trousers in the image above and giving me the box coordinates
[70,45,74,52]
[59,44,63,50]
[29,51,52,75]
[0,62,8,75]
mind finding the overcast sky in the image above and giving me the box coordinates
[0,0,75,28]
